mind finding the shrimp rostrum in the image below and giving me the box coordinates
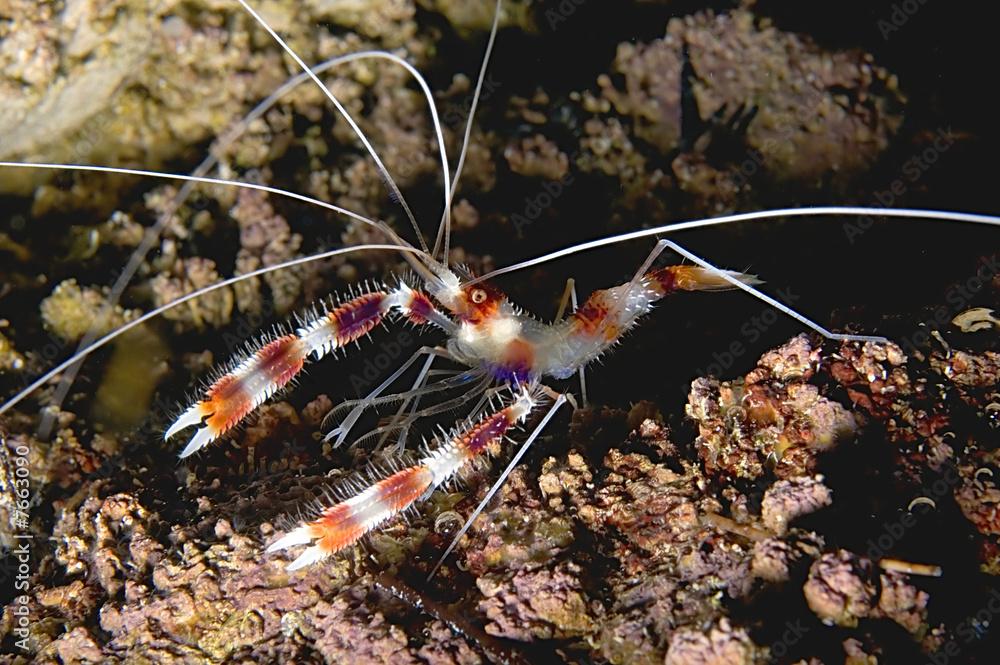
[2,0,999,578]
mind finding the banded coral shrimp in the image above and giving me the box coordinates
[2,0,1000,661]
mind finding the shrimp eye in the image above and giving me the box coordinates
[471,288,488,304]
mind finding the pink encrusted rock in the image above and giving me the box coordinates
[761,476,833,535]
[477,562,598,641]
[804,550,876,627]
[665,618,766,665]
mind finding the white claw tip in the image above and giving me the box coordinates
[165,403,204,441]
[266,527,314,553]
[177,427,216,459]
[267,527,326,571]
[724,269,763,286]
[287,545,327,571]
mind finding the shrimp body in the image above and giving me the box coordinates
[441,265,759,382]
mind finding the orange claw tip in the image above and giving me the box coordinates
[654,266,763,293]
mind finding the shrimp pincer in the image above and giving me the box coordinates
[165,282,451,457]
[268,383,543,569]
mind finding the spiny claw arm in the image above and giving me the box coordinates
[568,264,760,347]
[267,386,540,570]
[541,264,761,380]
[165,283,452,458]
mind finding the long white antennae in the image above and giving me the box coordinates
[6,51,439,438]
[0,161,390,232]
[196,50,455,229]
[235,0,449,257]
[655,238,888,343]
[0,244,427,417]
[432,0,503,267]
[351,52,452,256]
[466,206,1000,285]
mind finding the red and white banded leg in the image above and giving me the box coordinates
[266,385,541,570]
[165,283,452,458]
[428,387,568,579]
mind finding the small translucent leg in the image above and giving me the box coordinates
[555,278,576,320]
[466,386,509,423]
[324,365,480,430]
[382,368,474,452]
[654,238,890,343]
[325,346,451,447]
[556,279,588,407]
[570,282,588,408]
[352,373,493,450]
[323,366,482,445]
[428,388,569,581]
[379,352,438,453]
